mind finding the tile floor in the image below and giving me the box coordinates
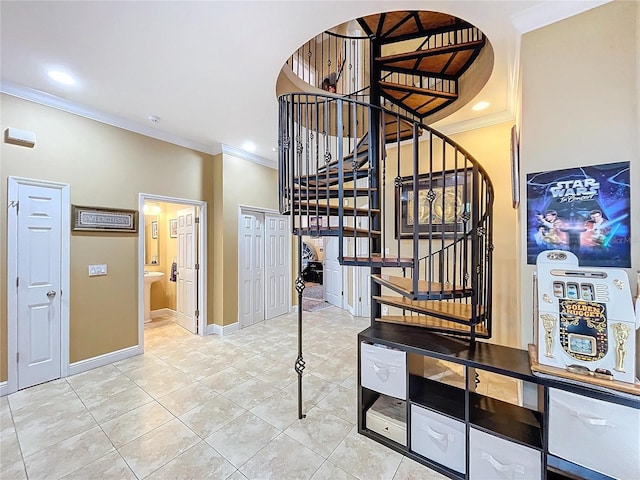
[1,307,517,480]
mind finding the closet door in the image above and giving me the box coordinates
[239,211,264,327]
[265,214,289,319]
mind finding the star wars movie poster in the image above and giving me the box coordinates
[526,162,630,267]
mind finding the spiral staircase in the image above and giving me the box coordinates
[279,11,494,417]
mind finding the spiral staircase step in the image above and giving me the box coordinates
[374,295,485,323]
[292,202,379,217]
[294,226,381,237]
[291,186,375,199]
[377,314,489,338]
[341,255,414,268]
[293,166,369,187]
[371,274,472,300]
[376,39,485,77]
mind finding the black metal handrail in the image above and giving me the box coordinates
[278,93,493,339]
[286,30,371,97]
[286,25,483,102]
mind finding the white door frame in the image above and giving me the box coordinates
[238,205,291,326]
[138,194,207,348]
[6,177,70,396]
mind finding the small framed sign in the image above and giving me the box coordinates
[72,205,138,233]
[170,218,178,238]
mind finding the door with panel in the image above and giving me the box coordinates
[239,211,265,327]
[16,183,63,389]
[176,206,198,333]
[265,214,289,319]
[323,236,343,308]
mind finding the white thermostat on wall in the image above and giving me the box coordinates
[535,250,637,384]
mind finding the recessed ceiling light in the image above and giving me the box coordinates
[242,141,256,153]
[472,101,490,111]
[48,70,76,85]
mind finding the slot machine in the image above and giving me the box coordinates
[536,250,638,383]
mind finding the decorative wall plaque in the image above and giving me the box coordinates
[72,205,138,233]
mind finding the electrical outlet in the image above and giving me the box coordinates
[385,247,390,255]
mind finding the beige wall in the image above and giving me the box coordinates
[216,153,279,326]
[1,95,280,381]
[518,1,639,347]
[383,121,518,347]
[449,122,519,347]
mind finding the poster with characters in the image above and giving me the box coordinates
[526,162,630,267]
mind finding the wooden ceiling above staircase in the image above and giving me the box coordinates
[358,11,487,120]
[357,11,465,43]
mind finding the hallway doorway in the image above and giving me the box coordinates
[139,194,207,348]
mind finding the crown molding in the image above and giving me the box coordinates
[510,0,612,34]
[1,81,219,155]
[221,144,277,170]
[434,109,515,137]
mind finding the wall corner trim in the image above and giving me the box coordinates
[68,345,142,377]
[510,0,612,34]
[1,81,220,155]
[208,322,240,337]
[222,144,277,170]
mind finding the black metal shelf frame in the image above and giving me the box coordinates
[357,325,639,480]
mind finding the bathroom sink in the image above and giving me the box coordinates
[144,271,164,285]
[143,272,164,323]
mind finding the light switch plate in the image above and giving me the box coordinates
[88,264,107,276]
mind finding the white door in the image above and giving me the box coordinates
[358,264,371,317]
[323,236,343,308]
[17,184,62,389]
[343,238,357,315]
[265,215,289,319]
[176,206,197,333]
[239,211,264,327]
[356,233,371,317]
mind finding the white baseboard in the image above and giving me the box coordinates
[69,345,142,377]
[0,381,8,397]
[151,308,176,319]
[292,305,299,313]
[208,322,240,336]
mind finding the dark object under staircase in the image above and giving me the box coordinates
[280,10,494,419]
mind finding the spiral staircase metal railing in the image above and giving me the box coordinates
[279,11,494,419]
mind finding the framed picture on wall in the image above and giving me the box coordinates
[151,221,158,239]
[170,218,178,238]
[395,169,472,238]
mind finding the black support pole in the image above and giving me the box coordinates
[294,234,306,419]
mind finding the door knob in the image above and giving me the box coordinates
[46,290,56,298]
